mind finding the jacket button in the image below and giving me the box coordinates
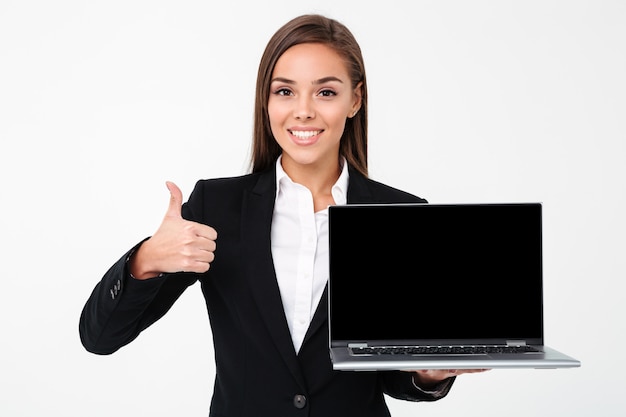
[293,394,307,409]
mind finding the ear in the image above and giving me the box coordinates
[350,81,363,118]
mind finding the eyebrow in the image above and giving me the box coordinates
[270,76,344,85]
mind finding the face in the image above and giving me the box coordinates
[268,42,361,175]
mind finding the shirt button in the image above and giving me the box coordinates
[293,394,307,409]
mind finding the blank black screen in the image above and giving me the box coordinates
[328,203,543,342]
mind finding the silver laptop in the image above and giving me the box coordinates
[327,202,581,370]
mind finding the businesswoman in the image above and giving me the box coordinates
[80,14,483,416]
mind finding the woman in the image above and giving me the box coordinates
[79,14,483,416]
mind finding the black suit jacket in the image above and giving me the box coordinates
[80,165,454,416]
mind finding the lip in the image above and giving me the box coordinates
[288,128,324,146]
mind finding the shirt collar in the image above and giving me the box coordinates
[275,155,349,206]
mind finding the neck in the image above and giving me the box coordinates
[280,156,341,211]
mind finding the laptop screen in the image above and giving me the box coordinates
[328,203,544,345]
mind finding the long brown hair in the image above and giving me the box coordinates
[250,14,368,176]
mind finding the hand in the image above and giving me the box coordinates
[129,181,218,279]
[411,369,490,389]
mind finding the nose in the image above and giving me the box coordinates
[293,96,315,120]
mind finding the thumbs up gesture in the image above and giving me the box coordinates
[129,182,218,280]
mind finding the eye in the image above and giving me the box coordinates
[273,88,293,96]
[318,89,337,97]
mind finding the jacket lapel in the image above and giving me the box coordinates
[241,168,306,386]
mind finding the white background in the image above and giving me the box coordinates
[1,1,624,416]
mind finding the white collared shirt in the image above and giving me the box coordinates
[271,156,349,353]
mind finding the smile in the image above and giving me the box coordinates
[289,130,323,139]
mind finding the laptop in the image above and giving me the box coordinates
[327,202,581,370]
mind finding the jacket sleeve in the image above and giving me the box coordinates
[380,371,455,402]
[78,241,198,355]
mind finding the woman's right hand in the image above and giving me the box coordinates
[129,181,217,280]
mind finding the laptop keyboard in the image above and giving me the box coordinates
[350,345,542,356]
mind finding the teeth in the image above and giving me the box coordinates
[291,130,321,139]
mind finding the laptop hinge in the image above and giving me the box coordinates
[506,340,527,347]
[348,343,368,348]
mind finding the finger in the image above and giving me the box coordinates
[448,369,489,375]
[182,220,218,242]
[165,181,183,218]
[461,368,490,373]
[195,224,218,241]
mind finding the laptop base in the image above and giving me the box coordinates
[330,345,581,371]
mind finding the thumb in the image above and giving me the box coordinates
[164,181,183,218]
